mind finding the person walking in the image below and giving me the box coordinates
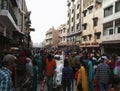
[114,58,120,78]
[95,56,111,91]
[32,60,38,91]
[62,58,73,91]
[0,54,16,91]
[35,54,42,83]
[76,60,88,91]
[88,60,94,91]
[45,53,56,91]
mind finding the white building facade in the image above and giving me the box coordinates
[58,24,68,47]
[102,0,120,56]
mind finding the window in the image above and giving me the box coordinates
[0,0,2,9]
[83,10,87,17]
[77,14,79,19]
[115,1,120,12]
[93,17,98,27]
[83,37,86,41]
[89,9,92,14]
[61,37,62,41]
[88,5,93,14]
[67,29,69,33]
[118,27,120,33]
[88,35,92,40]
[82,23,87,30]
[72,9,74,13]
[96,35,100,39]
[77,4,80,9]
[63,28,65,33]
[71,26,74,31]
[82,36,87,41]
[67,20,69,24]
[76,24,79,30]
[104,5,113,17]
[83,12,86,17]
[0,23,4,35]
[63,36,65,41]
[3,0,7,9]
[109,29,113,35]
[72,17,74,22]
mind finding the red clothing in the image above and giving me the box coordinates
[45,58,56,76]
[94,77,99,91]
[108,89,113,91]
[106,61,115,70]
[75,70,79,84]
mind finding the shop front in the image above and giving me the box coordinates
[102,42,120,56]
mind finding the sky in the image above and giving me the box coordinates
[26,0,67,44]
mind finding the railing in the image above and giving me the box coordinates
[8,1,17,25]
[0,0,17,25]
[102,34,120,41]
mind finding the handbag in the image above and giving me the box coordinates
[77,83,82,91]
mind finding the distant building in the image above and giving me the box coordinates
[57,24,67,47]
[67,0,82,46]
[45,27,59,47]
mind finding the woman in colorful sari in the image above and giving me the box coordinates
[88,60,94,91]
[76,60,88,91]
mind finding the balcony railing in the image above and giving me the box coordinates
[0,0,17,25]
[102,34,120,41]
[10,0,18,6]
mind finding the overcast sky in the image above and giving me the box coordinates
[26,0,67,44]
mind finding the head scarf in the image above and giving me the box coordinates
[18,50,27,63]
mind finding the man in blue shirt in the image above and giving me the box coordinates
[62,58,73,91]
[0,54,16,91]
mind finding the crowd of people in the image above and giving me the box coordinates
[0,47,120,91]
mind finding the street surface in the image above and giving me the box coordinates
[37,80,76,91]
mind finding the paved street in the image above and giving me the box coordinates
[37,80,76,91]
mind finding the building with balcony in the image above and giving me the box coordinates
[0,0,33,51]
[0,0,19,50]
[45,27,59,47]
[80,0,102,52]
[67,0,82,47]
[102,0,120,56]
[57,24,67,48]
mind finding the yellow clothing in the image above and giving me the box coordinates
[76,66,88,91]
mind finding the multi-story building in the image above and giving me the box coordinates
[80,0,102,52]
[57,24,67,47]
[45,27,59,47]
[0,0,33,51]
[0,0,19,50]
[102,0,120,55]
[67,0,82,46]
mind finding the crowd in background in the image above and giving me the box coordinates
[0,47,120,91]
